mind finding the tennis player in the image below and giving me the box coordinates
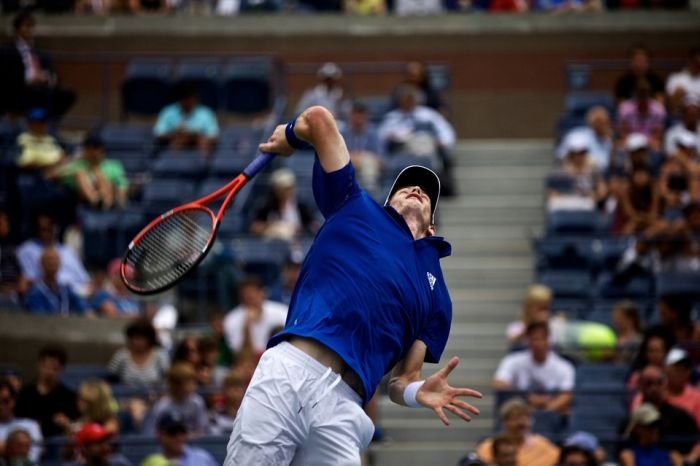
[224,105,481,466]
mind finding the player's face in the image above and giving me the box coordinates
[389,186,433,230]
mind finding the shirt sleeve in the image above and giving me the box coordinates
[417,272,451,364]
[312,159,359,219]
[559,359,575,391]
[494,353,515,386]
[154,106,175,137]
[107,349,126,378]
[201,108,219,138]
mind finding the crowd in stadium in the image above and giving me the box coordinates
[0,5,699,466]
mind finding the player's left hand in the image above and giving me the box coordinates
[259,124,295,157]
[417,356,482,426]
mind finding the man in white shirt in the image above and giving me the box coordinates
[493,322,575,415]
[664,96,700,156]
[666,48,700,114]
[556,106,614,171]
[223,276,288,357]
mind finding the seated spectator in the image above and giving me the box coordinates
[0,10,76,120]
[15,344,79,438]
[563,431,607,465]
[612,162,664,236]
[16,213,90,293]
[557,445,598,466]
[64,423,132,466]
[207,369,247,435]
[663,96,699,157]
[249,168,320,241]
[15,108,66,172]
[60,134,128,210]
[666,48,700,116]
[153,84,219,155]
[476,397,559,466]
[378,83,456,194]
[489,435,518,466]
[71,379,120,437]
[343,0,387,15]
[1,428,36,466]
[127,0,168,14]
[223,276,288,363]
[194,337,219,389]
[0,209,28,308]
[626,365,699,459]
[0,379,43,463]
[268,251,302,306]
[142,410,217,466]
[341,101,386,195]
[659,148,698,225]
[657,294,698,347]
[493,322,575,415]
[505,284,553,348]
[392,61,447,115]
[556,106,614,172]
[617,81,666,151]
[207,311,234,369]
[142,363,208,437]
[611,300,643,363]
[294,62,348,119]
[614,45,666,103]
[628,329,674,390]
[90,259,140,318]
[23,247,88,315]
[619,403,684,466]
[107,318,170,388]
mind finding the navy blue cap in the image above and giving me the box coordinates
[27,107,48,122]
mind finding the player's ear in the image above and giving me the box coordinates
[426,224,436,237]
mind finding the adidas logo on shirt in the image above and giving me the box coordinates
[426,272,436,291]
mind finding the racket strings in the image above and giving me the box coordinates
[124,209,214,292]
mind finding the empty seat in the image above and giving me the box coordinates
[150,150,209,180]
[121,58,173,116]
[546,209,599,236]
[564,91,615,118]
[109,150,149,176]
[538,270,592,299]
[360,95,394,123]
[594,236,634,271]
[60,364,111,390]
[114,435,160,465]
[101,123,153,152]
[531,410,565,442]
[141,179,196,217]
[210,149,255,176]
[575,363,629,390]
[79,208,123,268]
[229,237,290,287]
[534,237,595,271]
[550,298,589,320]
[596,271,654,299]
[656,271,700,298]
[218,125,263,154]
[220,57,274,115]
[173,58,221,110]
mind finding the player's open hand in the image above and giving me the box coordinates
[417,356,482,426]
[259,124,295,156]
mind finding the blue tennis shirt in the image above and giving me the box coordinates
[268,159,452,406]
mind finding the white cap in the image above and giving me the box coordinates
[317,62,342,80]
[665,347,690,366]
[565,132,590,154]
[676,130,698,150]
[626,133,649,152]
[624,403,661,436]
[270,168,296,188]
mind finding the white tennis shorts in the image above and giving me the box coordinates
[223,341,375,466]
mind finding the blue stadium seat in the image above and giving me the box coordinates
[531,410,565,442]
[114,435,160,465]
[229,237,290,287]
[545,173,576,193]
[550,298,589,320]
[575,363,629,390]
[584,299,650,326]
[151,150,209,180]
[564,91,615,118]
[190,435,229,464]
[360,95,393,124]
[195,178,248,238]
[101,123,154,152]
[60,364,111,390]
[593,236,633,271]
[220,57,274,115]
[173,58,221,110]
[656,271,700,298]
[534,237,595,272]
[141,179,197,217]
[121,58,173,116]
[210,149,254,177]
[538,270,592,299]
[109,150,149,176]
[79,208,122,268]
[218,125,263,154]
[546,210,599,236]
[596,271,654,299]
[554,115,585,144]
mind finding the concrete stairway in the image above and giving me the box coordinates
[367,140,553,466]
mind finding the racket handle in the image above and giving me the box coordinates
[243,152,276,179]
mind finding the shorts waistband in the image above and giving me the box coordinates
[274,341,362,405]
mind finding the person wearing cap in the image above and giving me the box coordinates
[89,258,140,318]
[150,410,217,466]
[557,445,598,466]
[223,106,480,466]
[666,48,700,116]
[556,106,614,172]
[663,96,700,157]
[294,62,348,119]
[0,379,42,463]
[16,107,67,171]
[249,167,320,241]
[60,134,129,210]
[563,431,606,465]
[65,422,131,466]
[619,403,684,466]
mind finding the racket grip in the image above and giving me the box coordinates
[243,152,276,179]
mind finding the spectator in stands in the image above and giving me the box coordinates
[249,168,320,241]
[207,311,234,369]
[0,209,27,309]
[144,410,217,466]
[268,251,302,306]
[628,330,673,389]
[563,431,607,465]
[663,96,700,157]
[0,10,76,119]
[90,259,140,319]
[489,435,518,466]
[294,62,349,119]
[556,106,614,172]
[505,284,553,348]
[223,276,287,364]
[74,0,112,15]
[666,48,700,116]
[194,337,219,389]
[126,0,169,16]
[142,363,208,437]
[15,344,79,438]
[617,82,666,152]
[23,247,89,315]
[392,61,447,115]
[0,428,35,466]
[15,108,66,172]
[619,403,684,466]
[16,213,90,293]
[378,83,457,195]
[207,369,246,435]
[657,294,698,347]
[344,0,387,14]
[69,380,120,438]
[340,101,386,195]
[64,422,131,466]
[476,398,559,466]
[614,45,665,103]
[627,365,699,459]
[0,379,43,463]
[153,83,219,156]
[494,322,575,415]
[557,445,598,466]
[659,143,699,226]
[611,300,643,363]
[61,134,128,210]
[613,162,664,236]
[107,318,169,388]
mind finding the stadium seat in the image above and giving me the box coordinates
[531,410,565,442]
[538,270,592,299]
[109,150,150,177]
[584,299,650,326]
[575,363,629,390]
[173,58,221,110]
[141,179,197,217]
[218,125,263,154]
[150,150,209,180]
[563,91,615,118]
[656,271,700,298]
[546,209,599,236]
[534,237,594,272]
[121,58,173,116]
[190,435,229,464]
[101,123,154,152]
[550,298,589,320]
[210,149,255,177]
[554,114,585,144]
[229,237,290,287]
[114,435,160,465]
[596,271,654,299]
[220,57,274,115]
[360,95,393,124]
[60,364,111,390]
[79,208,122,267]
[593,236,633,271]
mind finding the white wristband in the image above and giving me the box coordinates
[403,380,425,408]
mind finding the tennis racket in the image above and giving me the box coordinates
[121,152,276,295]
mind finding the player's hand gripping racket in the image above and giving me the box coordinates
[121,152,276,295]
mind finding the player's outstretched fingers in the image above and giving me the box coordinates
[445,403,472,422]
[439,356,460,377]
[454,387,483,399]
[452,399,480,416]
[434,406,450,426]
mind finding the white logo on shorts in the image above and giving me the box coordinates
[427,272,436,291]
